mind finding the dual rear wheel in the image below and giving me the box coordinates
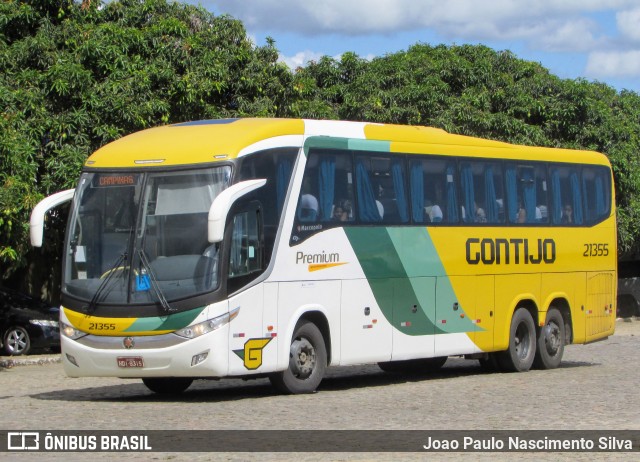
[482,307,565,372]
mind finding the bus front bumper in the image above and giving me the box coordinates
[60,326,230,378]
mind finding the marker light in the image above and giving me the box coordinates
[191,351,209,366]
[66,353,79,367]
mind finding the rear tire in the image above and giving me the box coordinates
[533,308,565,370]
[269,321,327,394]
[142,378,193,394]
[498,308,536,372]
[378,357,447,374]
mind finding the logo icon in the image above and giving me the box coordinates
[123,337,135,349]
[233,338,272,370]
[7,432,39,450]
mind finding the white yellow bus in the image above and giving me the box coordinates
[31,118,616,394]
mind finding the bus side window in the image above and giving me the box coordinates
[461,161,504,224]
[506,164,548,225]
[550,165,584,225]
[357,154,409,224]
[409,157,454,224]
[582,166,611,224]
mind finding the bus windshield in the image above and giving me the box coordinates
[63,167,231,307]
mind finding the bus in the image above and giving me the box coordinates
[30,118,617,394]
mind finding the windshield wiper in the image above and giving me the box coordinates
[138,249,175,313]
[87,252,126,313]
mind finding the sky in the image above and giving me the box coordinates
[192,0,640,94]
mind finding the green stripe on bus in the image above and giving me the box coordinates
[347,139,390,152]
[303,137,391,155]
[344,227,444,335]
[345,227,480,335]
[124,306,204,333]
[386,227,480,334]
[303,137,350,155]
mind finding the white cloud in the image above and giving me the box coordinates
[617,8,640,42]
[199,0,640,83]
[536,18,600,52]
[278,51,376,70]
[204,0,637,37]
[279,50,326,69]
[585,50,640,78]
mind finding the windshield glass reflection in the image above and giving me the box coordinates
[64,167,231,307]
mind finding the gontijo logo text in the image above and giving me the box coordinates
[466,238,556,265]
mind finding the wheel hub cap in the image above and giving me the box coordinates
[290,338,316,379]
[544,322,561,355]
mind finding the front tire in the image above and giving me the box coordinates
[498,308,536,372]
[3,326,31,356]
[269,321,327,394]
[142,378,193,394]
[533,308,565,370]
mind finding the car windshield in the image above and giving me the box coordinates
[63,167,231,307]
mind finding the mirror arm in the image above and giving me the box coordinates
[30,189,75,247]
[208,179,266,243]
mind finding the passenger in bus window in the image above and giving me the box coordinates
[426,182,444,223]
[535,206,542,222]
[475,203,487,223]
[425,200,443,223]
[297,177,319,222]
[333,199,352,222]
[517,201,527,223]
[538,204,548,222]
[299,193,319,222]
[561,204,573,224]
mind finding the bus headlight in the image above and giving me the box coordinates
[61,322,87,340]
[174,308,239,339]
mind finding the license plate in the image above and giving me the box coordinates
[117,356,144,368]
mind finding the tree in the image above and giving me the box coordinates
[294,44,640,257]
[0,0,293,296]
[3,1,640,299]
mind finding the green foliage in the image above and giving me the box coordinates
[0,0,291,280]
[294,43,640,258]
[2,0,640,289]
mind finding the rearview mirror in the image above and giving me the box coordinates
[30,189,75,247]
[208,179,266,243]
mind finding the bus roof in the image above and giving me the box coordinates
[85,118,610,168]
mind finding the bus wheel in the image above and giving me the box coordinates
[269,321,327,394]
[378,357,447,373]
[498,308,536,372]
[533,308,565,370]
[142,378,193,394]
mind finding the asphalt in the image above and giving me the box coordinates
[1,317,638,370]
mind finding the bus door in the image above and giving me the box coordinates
[225,205,273,375]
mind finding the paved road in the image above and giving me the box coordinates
[1,319,639,461]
